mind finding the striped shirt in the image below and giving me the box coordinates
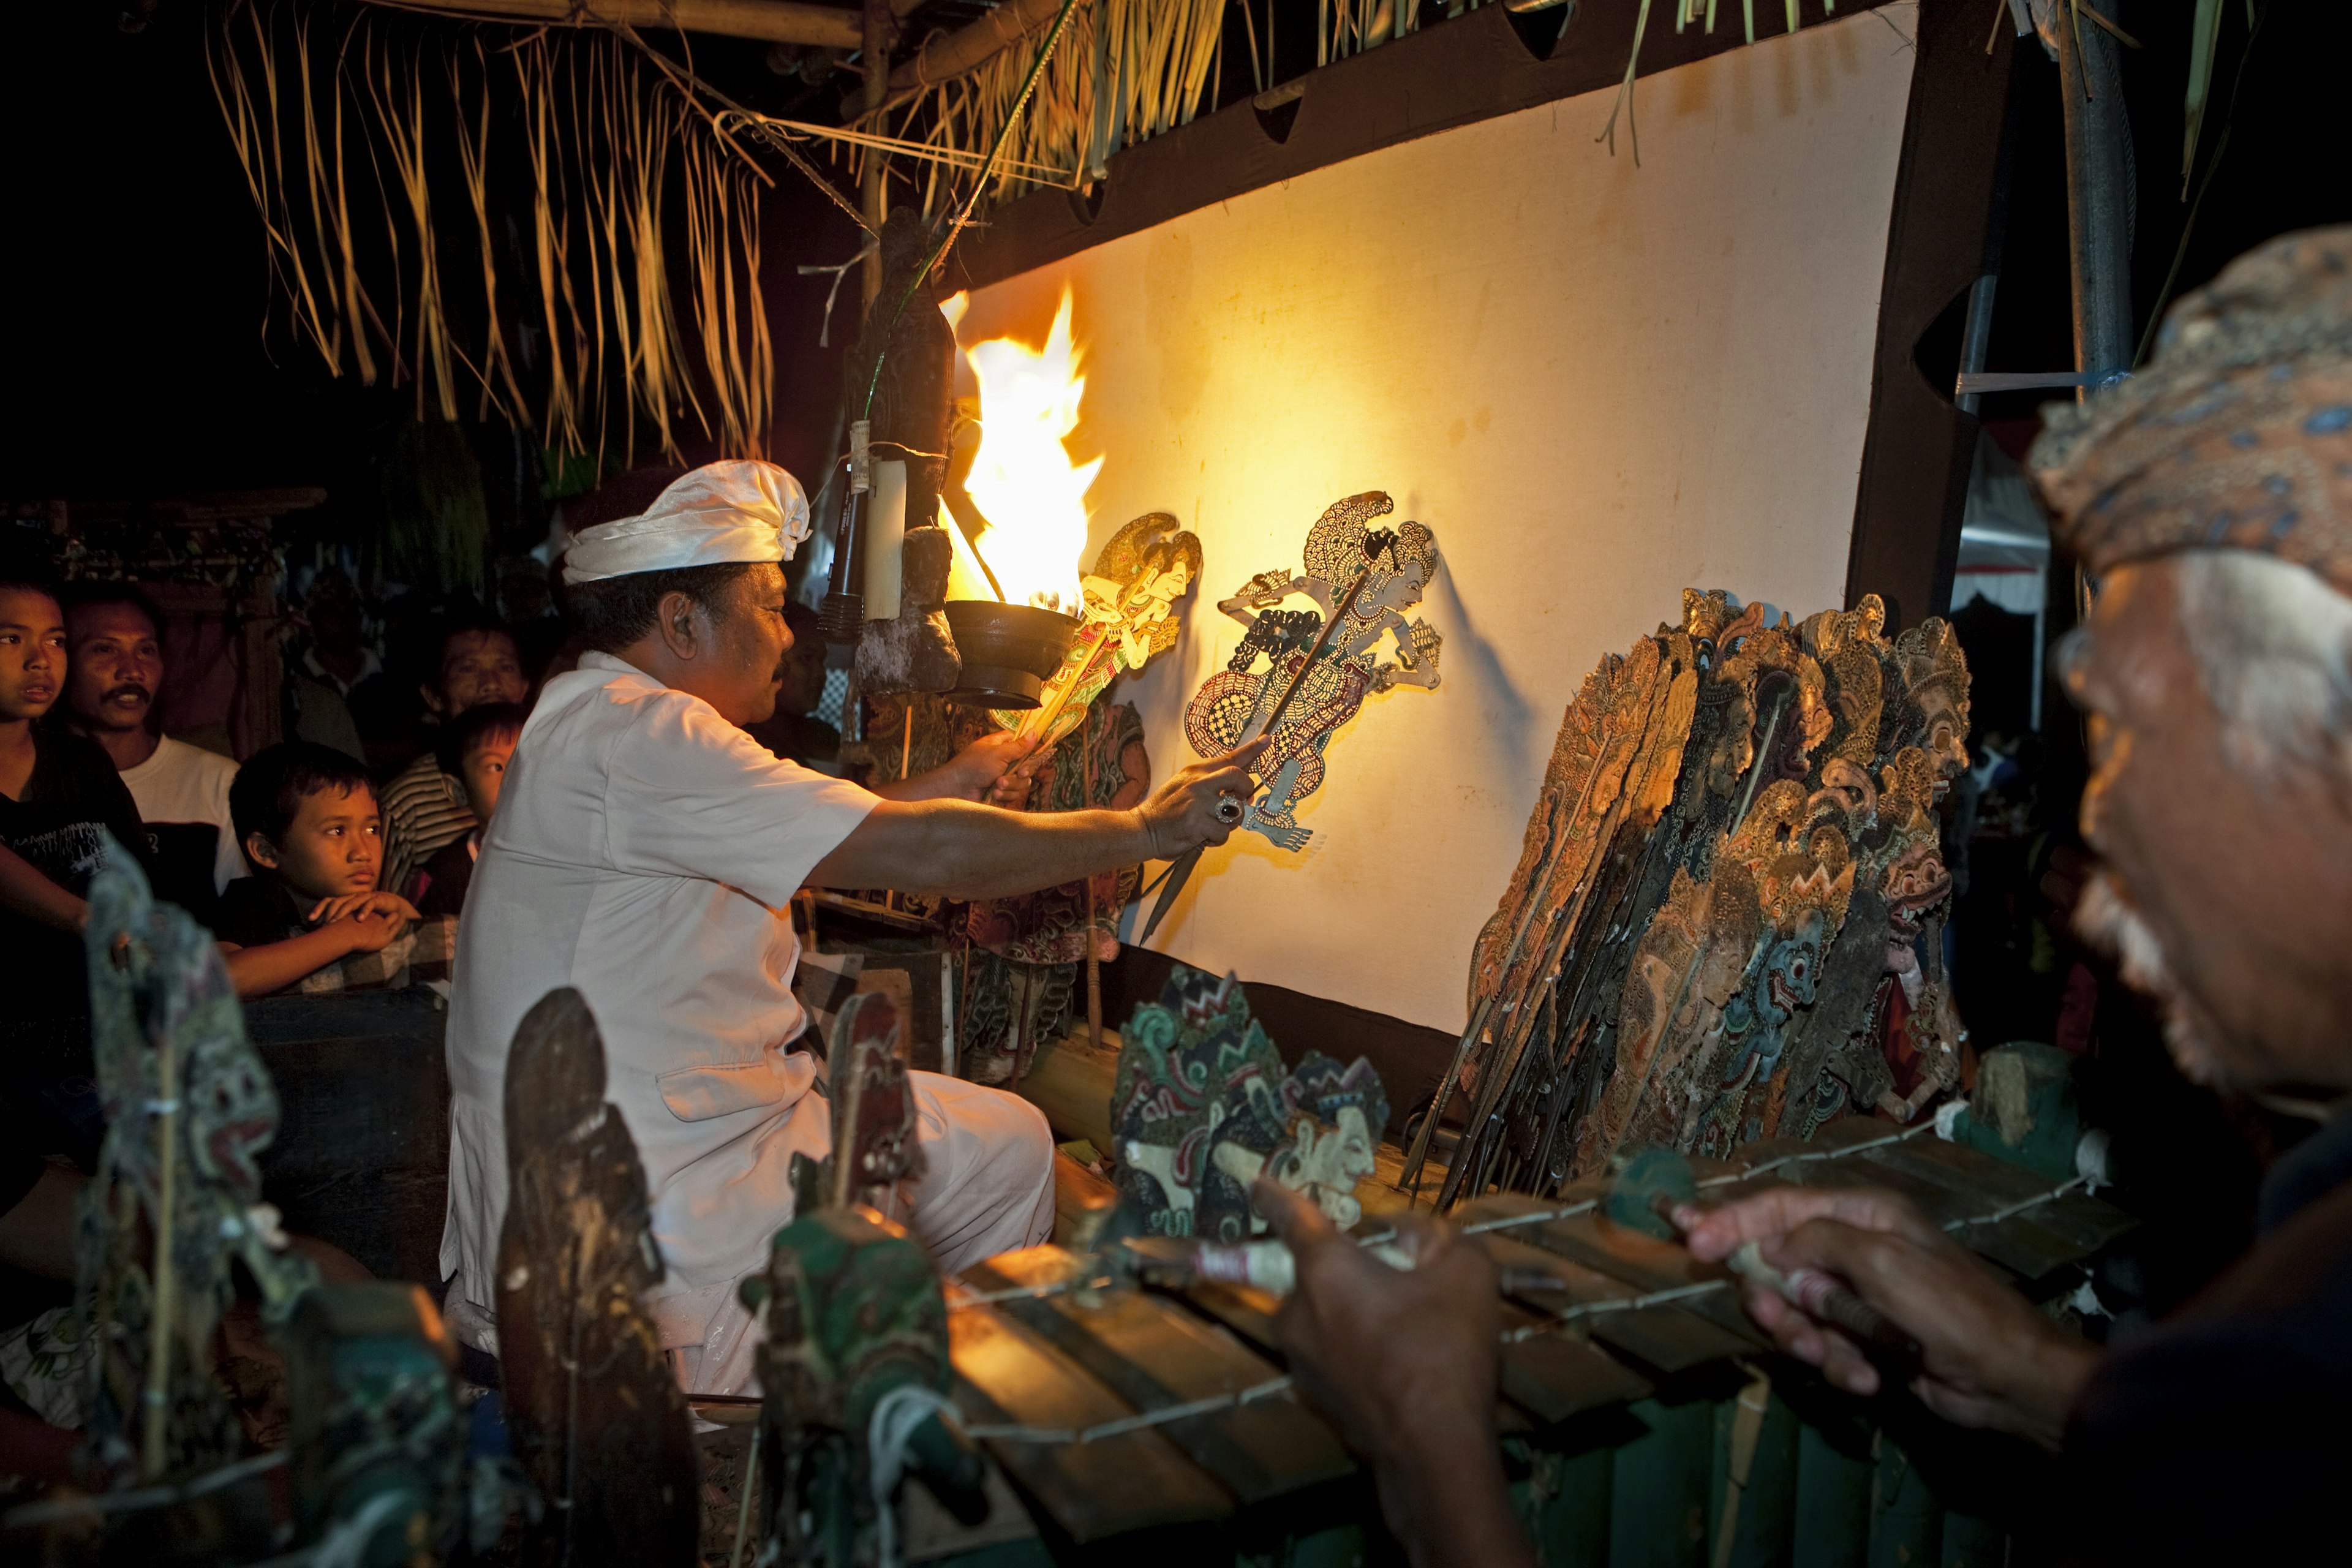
[379,750,477,902]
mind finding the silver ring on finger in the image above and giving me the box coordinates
[1215,792,1245,824]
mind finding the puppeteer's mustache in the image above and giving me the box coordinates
[104,683,152,706]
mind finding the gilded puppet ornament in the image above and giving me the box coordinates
[995,511,1201,765]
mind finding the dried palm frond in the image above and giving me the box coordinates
[207,0,772,465]
[853,0,1228,213]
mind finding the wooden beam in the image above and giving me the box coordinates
[366,0,868,50]
[850,0,1071,116]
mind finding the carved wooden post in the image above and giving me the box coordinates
[497,988,698,1567]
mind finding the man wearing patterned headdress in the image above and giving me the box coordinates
[442,461,1264,1395]
[1264,229,2352,1564]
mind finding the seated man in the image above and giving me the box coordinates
[59,582,244,926]
[1270,228,2352,1563]
[413,701,526,918]
[379,612,529,900]
[443,461,1262,1394]
[218,742,439,998]
[0,567,149,1165]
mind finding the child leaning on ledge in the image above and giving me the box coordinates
[412,701,524,919]
[216,742,452,997]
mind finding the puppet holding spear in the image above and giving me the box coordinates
[1143,492,1443,940]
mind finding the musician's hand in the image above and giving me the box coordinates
[1677,1186,2101,1451]
[1257,1180,1532,1568]
[1135,739,1270,857]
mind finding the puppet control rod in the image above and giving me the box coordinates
[818,0,1082,643]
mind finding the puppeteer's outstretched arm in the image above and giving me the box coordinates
[810,741,1267,901]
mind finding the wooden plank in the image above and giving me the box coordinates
[1176,1280,1285,1357]
[1460,1194,1771,1352]
[1862,1136,2133,1254]
[1049,1148,1114,1249]
[1718,1147,2071,1284]
[948,1306,1233,1543]
[966,1252,1354,1506]
[1495,1307,1653,1425]
[1843,1146,2109,1281]
[1479,1234,1752,1374]
[1169,1278,1537,1436]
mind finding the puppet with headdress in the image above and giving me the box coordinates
[1183,492,1443,850]
[959,514,1201,1084]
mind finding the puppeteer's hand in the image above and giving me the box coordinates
[881,731,1034,804]
[943,731,1030,801]
[1256,1180,1533,1568]
[1678,1186,2101,1451]
[1135,739,1269,857]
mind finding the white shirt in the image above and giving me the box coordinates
[440,652,876,1336]
[118,735,246,894]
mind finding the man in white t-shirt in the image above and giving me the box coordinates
[62,585,244,924]
[445,462,1264,1394]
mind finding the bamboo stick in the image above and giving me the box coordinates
[351,0,871,50]
[850,0,1071,118]
[141,1028,179,1479]
[860,0,892,306]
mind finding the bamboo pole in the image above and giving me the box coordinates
[860,0,893,306]
[349,0,869,49]
[847,0,1075,119]
[142,1030,179,1479]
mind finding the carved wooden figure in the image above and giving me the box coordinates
[79,845,319,1485]
[495,987,699,1568]
[1111,965,1389,1241]
[996,513,1200,772]
[1418,592,1972,1212]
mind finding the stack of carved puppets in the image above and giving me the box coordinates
[1424,591,1970,1205]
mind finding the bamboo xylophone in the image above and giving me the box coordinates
[936,1115,2133,1555]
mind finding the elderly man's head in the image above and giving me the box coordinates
[2058,553,2352,1090]
[2034,226,2352,1093]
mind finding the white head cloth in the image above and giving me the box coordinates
[562,460,812,584]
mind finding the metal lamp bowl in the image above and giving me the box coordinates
[941,600,1080,710]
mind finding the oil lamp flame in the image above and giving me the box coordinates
[960,288,1100,613]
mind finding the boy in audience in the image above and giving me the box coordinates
[413,702,525,918]
[216,742,445,998]
[60,582,245,925]
[379,615,527,899]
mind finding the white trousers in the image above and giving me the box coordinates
[659,1069,1056,1395]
